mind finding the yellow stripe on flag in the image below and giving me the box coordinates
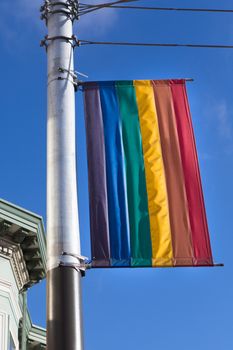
[134,80,173,266]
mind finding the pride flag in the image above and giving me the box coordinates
[83,80,213,268]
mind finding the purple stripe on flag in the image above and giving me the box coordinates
[83,84,110,267]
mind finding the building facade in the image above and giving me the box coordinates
[0,199,46,349]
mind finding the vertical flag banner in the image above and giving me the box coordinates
[83,80,213,268]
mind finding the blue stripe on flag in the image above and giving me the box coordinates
[99,81,131,266]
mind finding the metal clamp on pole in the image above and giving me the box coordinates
[40,34,80,50]
[57,67,89,91]
[59,252,91,277]
[58,67,78,90]
[47,67,79,91]
[40,0,80,23]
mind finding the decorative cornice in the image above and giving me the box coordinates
[0,238,30,291]
[0,199,46,288]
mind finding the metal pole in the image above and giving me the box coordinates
[21,291,27,350]
[41,1,84,349]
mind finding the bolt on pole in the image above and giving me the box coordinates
[40,1,84,349]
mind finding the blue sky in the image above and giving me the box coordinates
[0,0,233,349]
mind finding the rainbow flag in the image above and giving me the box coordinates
[83,80,213,268]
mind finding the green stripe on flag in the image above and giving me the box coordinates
[116,81,152,266]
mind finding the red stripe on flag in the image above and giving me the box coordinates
[170,80,213,265]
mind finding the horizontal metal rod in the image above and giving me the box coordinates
[90,263,224,269]
[77,78,194,86]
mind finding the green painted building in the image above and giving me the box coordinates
[0,199,46,349]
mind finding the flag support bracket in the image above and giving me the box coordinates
[47,67,86,91]
[58,67,79,91]
[57,67,89,90]
[59,252,91,277]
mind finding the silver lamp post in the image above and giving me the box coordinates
[40,1,84,349]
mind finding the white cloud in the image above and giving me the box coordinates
[215,101,233,140]
[204,98,233,141]
[77,9,118,36]
[0,0,118,36]
[0,0,118,54]
[0,0,42,45]
[76,0,119,36]
[200,98,233,158]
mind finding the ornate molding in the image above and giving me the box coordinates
[0,216,46,288]
[0,238,30,291]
